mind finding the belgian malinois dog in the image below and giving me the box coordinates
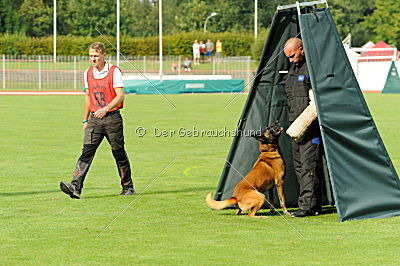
[206,122,289,217]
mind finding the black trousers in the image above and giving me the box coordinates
[71,111,133,192]
[291,128,322,212]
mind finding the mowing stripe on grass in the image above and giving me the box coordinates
[96,158,176,238]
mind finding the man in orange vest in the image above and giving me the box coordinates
[60,42,135,199]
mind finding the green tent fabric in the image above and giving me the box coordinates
[123,79,244,94]
[382,61,400,94]
[215,8,334,211]
[215,6,400,222]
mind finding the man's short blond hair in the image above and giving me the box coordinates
[89,42,106,53]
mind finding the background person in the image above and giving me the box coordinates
[192,40,200,65]
[60,42,135,199]
[283,37,322,217]
[199,40,205,63]
[215,39,222,62]
[171,61,178,71]
[182,57,192,71]
[205,39,214,62]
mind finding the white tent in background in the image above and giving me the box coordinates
[362,41,375,49]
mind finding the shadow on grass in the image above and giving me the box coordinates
[0,186,216,199]
[218,210,283,217]
[138,186,216,195]
[0,189,61,197]
[0,186,104,197]
[84,194,121,199]
[321,206,337,215]
[84,186,216,199]
[216,206,337,217]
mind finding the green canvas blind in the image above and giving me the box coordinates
[215,2,400,222]
[382,61,400,94]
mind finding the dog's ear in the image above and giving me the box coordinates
[251,128,266,142]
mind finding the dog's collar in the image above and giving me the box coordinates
[260,145,279,153]
[260,150,281,159]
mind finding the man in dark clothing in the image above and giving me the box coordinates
[283,37,322,217]
[59,42,135,199]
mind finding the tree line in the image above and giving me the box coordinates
[0,0,398,48]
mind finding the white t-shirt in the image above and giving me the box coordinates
[84,62,124,89]
[192,43,200,54]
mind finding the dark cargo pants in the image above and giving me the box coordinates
[71,111,133,193]
[292,130,322,212]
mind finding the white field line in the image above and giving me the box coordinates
[0,91,84,95]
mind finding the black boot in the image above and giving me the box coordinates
[60,181,81,199]
[119,186,136,196]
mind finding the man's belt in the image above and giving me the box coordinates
[91,109,120,116]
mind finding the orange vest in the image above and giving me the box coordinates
[87,65,124,112]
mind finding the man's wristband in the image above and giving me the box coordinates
[103,107,109,112]
[82,120,89,123]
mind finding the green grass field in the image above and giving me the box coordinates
[1,93,400,264]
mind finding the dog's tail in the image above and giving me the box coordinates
[206,192,237,210]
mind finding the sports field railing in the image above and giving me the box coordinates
[1,55,256,91]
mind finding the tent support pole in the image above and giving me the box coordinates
[277,0,328,11]
[296,1,301,15]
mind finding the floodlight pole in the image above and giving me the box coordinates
[254,0,258,39]
[203,12,218,33]
[53,0,56,63]
[159,0,163,81]
[117,0,120,67]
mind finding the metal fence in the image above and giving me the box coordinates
[1,55,256,91]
